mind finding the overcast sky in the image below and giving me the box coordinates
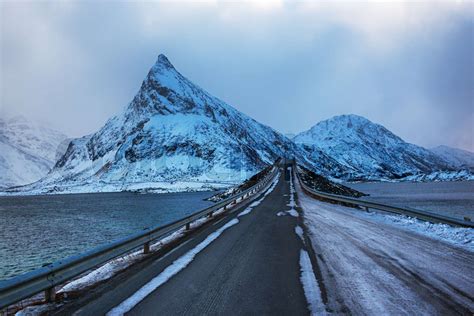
[1,0,473,151]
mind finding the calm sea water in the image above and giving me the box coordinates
[0,191,216,281]
[346,181,474,220]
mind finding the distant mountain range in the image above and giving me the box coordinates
[0,116,67,188]
[293,114,473,181]
[1,55,472,194]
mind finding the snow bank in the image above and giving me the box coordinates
[361,211,474,251]
[59,229,185,293]
[299,249,327,316]
[298,181,473,252]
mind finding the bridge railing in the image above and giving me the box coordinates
[0,163,280,310]
[294,164,474,228]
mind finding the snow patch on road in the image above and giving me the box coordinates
[287,209,299,217]
[277,167,299,218]
[299,249,327,316]
[295,226,305,243]
[287,166,298,208]
[238,207,253,217]
[277,209,299,217]
[107,218,240,316]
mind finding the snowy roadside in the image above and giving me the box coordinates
[299,184,473,252]
[295,178,474,315]
[358,209,474,252]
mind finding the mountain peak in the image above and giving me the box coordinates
[153,54,175,71]
[144,54,177,81]
[294,114,405,149]
[325,114,371,128]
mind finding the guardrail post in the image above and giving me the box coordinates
[45,287,56,303]
[143,242,150,254]
[364,207,369,212]
[208,211,213,218]
[185,223,191,230]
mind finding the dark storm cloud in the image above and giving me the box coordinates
[1,1,473,151]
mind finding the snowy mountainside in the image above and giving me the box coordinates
[7,55,345,195]
[430,145,474,171]
[0,116,68,188]
[293,114,456,181]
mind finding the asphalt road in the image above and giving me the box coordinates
[56,168,310,315]
[296,178,474,315]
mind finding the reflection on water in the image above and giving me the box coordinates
[0,191,216,281]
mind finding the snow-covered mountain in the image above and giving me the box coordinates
[293,114,456,181]
[0,116,68,188]
[7,54,346,194]
[430,145,474,171]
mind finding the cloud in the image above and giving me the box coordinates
[1,0,473,151]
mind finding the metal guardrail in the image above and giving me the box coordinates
[0,164,280,310]
[294,165,474,228]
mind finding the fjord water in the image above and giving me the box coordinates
[347,181,474,220]
[0,191,215,281]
